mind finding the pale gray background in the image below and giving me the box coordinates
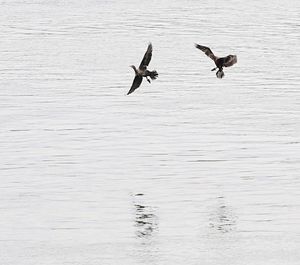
[0,0,300,264]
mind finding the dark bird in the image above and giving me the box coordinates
[127,43,158,95]
[195,44,237,78]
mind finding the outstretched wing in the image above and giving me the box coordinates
[195,43,217,62]
[139,43,152,69]
[127,75,143,95]
[224,55,237,67]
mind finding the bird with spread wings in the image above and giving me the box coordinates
[195,44,237,78]
[127,43,158,95]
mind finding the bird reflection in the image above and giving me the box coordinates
[209,196,236,233]
[133,193,158,239]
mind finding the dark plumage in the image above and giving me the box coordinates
[195,44,237,78]
[127,43,158,95]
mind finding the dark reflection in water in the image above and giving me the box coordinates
[209,196,236,233]
[133,193,159,239]
[131,194,160,265]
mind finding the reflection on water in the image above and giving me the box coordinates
[132,193,159,265]
[133,193,158,239]
[209,196,236,233]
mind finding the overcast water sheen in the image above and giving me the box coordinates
[1,0,300,264]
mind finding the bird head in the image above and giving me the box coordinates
[228,55,237,62]
[129,65,138,74]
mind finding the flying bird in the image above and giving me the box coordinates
[195,44,237,78]
[127,43,158,95]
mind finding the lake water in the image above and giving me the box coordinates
[0,0,300,264]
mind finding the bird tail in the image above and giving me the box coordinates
[150,70,158,80]
[216,69,224,79]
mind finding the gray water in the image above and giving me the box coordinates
[1,0,300,264]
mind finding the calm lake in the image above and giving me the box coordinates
[0,0,300,264]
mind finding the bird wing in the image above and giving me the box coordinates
[127,75,143,95]
[195,44,217,62]
[223,55,237,67]
[139,43,153,69]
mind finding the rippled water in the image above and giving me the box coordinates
[1,0,300,264]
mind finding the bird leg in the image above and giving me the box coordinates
[216,69,224,79]
[146,77,151,83]
[211,67,217,71]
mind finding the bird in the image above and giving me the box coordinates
[127,43,158,95]
[195,44,237,78]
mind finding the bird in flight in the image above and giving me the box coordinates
[127,43,158,95]
[195,44,237,78]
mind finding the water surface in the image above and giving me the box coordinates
[0,0,300,264]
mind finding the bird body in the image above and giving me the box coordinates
[195,44,237,78]
[127,43,158,95]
